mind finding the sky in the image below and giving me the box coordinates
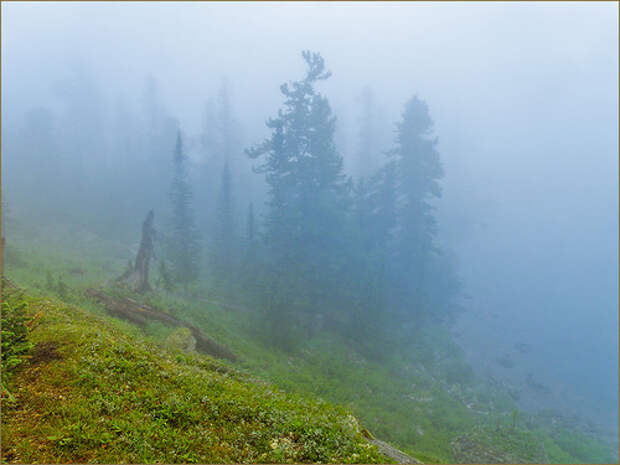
[2,0,618,431]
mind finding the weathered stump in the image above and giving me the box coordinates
[118,210,155,293]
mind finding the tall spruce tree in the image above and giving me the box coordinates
[213,160,235,280]
[248,51,348,267]
[247,51,350,345]
[168,130,201,291]
[198,80,243,242]
[391,96,444,320]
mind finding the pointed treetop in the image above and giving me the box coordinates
[302,50,332,82]
[400,96,434,137]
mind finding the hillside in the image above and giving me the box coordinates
[1,233,617,464]
[1,281,394,464]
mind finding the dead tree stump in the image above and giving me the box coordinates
[118,210,156,293]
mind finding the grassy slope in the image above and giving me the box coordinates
[1,284,388,464]
[2,227,617,464]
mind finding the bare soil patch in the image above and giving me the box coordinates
[29,341,62,365]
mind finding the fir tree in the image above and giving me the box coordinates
[247,51,349,267]
[168,130,201,291]
[198,80,243,242]
[213,160,235,280]
[247,51,350,345]
[390,96,444,319]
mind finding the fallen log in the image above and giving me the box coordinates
[85,288,237,362]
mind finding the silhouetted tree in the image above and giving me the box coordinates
[198,80,243,242]
[213,160,235,281]
[247,51,350,347]
[390,96,444,321]
[168,130,201,291]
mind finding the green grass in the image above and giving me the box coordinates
[1,284,388,464]
[2,223,618,464]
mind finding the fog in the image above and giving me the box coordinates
[2,0,618,447]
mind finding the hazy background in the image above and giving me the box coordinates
[2,1,618,433]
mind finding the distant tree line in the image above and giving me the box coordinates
[242,51,460,351]
[162,50,460,352]
[4,50,461,354]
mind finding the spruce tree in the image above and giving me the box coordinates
[247,51,350,345]
[248,51,348,262]
[168,130,200,291]
[391,96,444,320]
[198,80,243,243]
[213,160,235,281]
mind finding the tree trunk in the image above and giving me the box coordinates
[119,210,155,293]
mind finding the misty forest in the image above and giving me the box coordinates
[1,2,618,464]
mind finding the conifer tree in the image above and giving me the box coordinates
[213,160,235,280]
[247,51,348,264]
[247,51,350,345]
[198,80,243,241]
[168,130,201,291]
[390,96,444,319]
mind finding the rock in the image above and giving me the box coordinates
[369,439,421,464]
